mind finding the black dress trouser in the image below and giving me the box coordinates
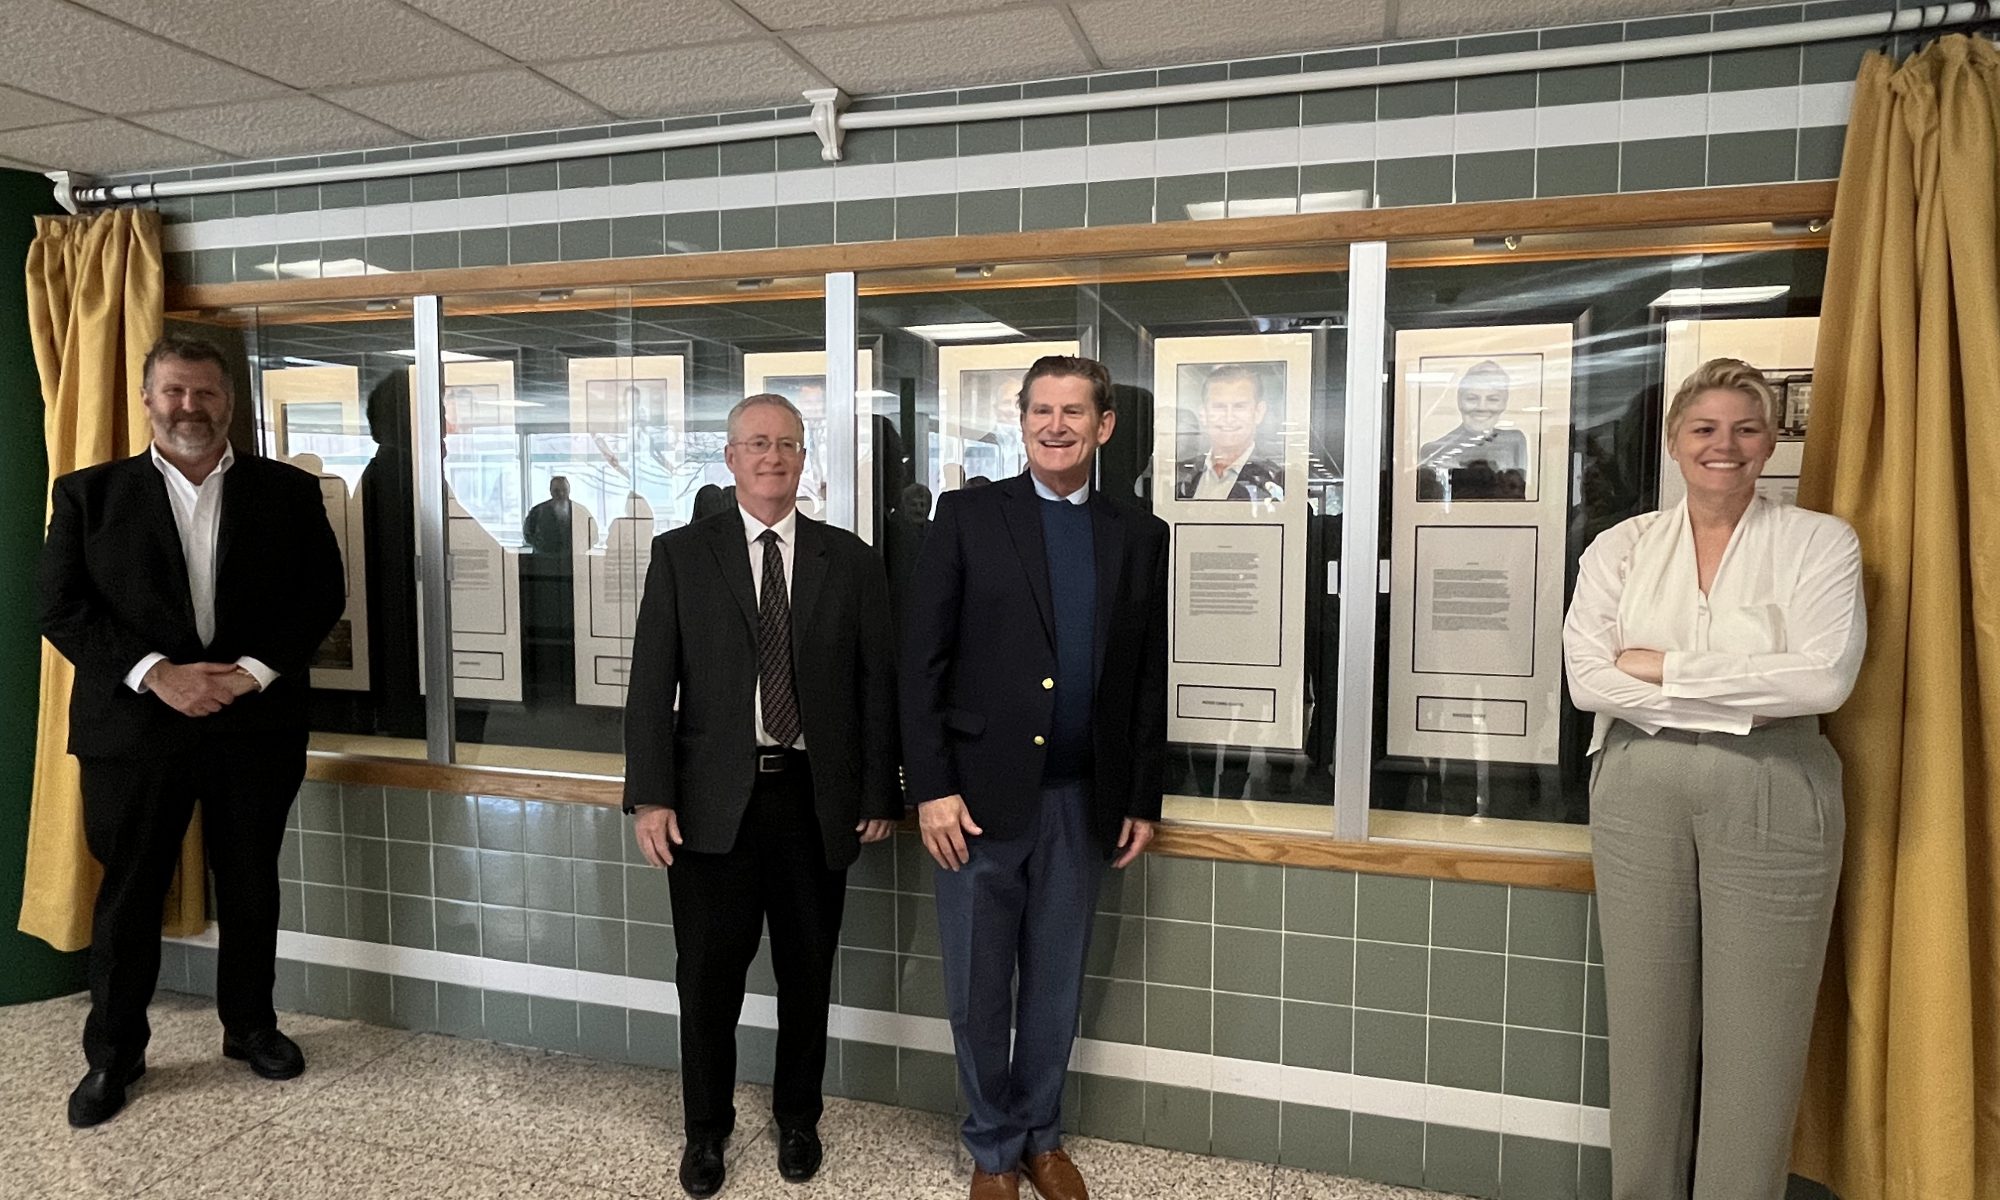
[666,757,847,1140]
[78,729,307,1069]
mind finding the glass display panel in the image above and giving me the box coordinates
[857,251,1350,833]
[437,279,826,770]
[1369,230,1830,850]
[232,301,428,757]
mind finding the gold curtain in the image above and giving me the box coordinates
[1794,35,2000,1200]
[17,207,201,951]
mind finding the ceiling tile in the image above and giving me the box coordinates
[788,8,1094,95]
[737,0,1021,32]
[134,96,409,160]
[0,0,288,113]
[68,0,507,89]
[0,85,95,132]
[405,0,758,59]
[322,69,612,140]
[542,41,821,117]
[1397,0,1734,38]
[1073,0,1388,67]
[0,119,221,174]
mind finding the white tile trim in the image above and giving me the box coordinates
[1085,139,1157,182]
[832,161,896,201]
[1225,127,1301,171]
[1453,110,1537,155]
[316,207,366,241]
[1620,95,1709,143]
[775,166,836,205]
[1374,115,1454,160]
[506,190,561,225]
[1536,100,1622,148]
[1799,80,1856,130]
[1709,85,1801,136]
[175,927,1612,1147]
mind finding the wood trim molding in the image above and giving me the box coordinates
[305,754,1594,892]
[168,182,1835,312]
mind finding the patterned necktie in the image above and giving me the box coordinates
[756,529,802,747]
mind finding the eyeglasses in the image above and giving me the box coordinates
[730,436,806,457]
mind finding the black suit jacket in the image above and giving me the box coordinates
[39,451,346,758]
[900,473,1169,848]
[621,509,900,870]
[1173,454,1284,502]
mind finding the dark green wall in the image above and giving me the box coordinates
[0,169,86,1002]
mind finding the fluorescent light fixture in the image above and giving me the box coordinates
[389,349,492,363]
[1185,190,1367,221]
[1650,286,1790,308]
[902,321,1023,342]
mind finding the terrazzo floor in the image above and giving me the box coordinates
[1,991,1461,1200]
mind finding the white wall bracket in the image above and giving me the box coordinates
[804,88,849,162]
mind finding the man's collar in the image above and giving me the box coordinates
[1028,472,1090,505]
[739,503,799,542]
[149,441,234,484]
[1204,444,1253,477]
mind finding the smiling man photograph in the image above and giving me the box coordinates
[1173,362,1285,503]
[901,355,1170,1200]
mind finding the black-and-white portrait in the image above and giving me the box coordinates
[1415,356,1542,502]
[1172,361,1288,504]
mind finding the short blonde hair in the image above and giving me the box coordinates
[1665,358,1780,438]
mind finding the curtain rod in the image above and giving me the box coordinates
[56,3,1979,212]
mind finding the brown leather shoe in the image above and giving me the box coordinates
[971,1167,1021,1199]
[1021,1149,1087,1200]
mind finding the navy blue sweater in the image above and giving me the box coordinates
[1039,496,1096,782]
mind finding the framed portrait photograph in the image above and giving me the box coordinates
[742,349,877,537]
[1411,354,1545,503]
[936,340,1079,492]
[1170,360,1290,505]
[1388,323,1575,766]
[1782,376,1814,440]
[581,377,672,433]
[1150,331,1313,750]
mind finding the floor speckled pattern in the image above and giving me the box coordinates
[0,992,1462,1199]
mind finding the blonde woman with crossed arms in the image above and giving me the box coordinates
[1562,358,1865,1199]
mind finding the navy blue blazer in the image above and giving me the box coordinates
[899,472,1169,848]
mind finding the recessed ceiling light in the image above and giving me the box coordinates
[902,321,1023,341]
[1650,286,1790,308]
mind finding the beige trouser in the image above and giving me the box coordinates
[1589,717,1844,1200]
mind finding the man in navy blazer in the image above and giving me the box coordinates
[901,355,1168,1200]
[39,336,344,1128]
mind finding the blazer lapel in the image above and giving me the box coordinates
[1089,493,1126,681]
[789,516,828,650]
[998,475,1056,650]
[701,515,758,634]
[214,456,249,582]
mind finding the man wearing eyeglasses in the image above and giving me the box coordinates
[623,393,900,1197]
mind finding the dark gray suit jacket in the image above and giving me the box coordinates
[620,508,901,870]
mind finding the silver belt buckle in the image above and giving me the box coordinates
[757,751,786,774]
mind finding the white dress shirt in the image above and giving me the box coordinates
[1192,446,1254,501]
[741,505,805,750]
[1029,474,1090,505]
[125,444,278,694]
[1563,496,1866,754]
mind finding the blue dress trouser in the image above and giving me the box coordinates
[933,780,1105,1174]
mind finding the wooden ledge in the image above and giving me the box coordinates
[306,753,1594,893]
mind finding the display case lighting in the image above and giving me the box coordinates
[902,322,1024,341]
[1649,286,1791,308]
[954,265,997,280]
[1471,235,1522,252]
[1184,252,1228,267]
[389,348,493,363]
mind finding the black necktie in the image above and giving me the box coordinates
[757,530,802,747]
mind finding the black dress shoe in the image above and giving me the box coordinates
[777,1125,822,1183]
[67,1058,145,1129]
[679,1136,726,1198]
[222,1028,305,1080]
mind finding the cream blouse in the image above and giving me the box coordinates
[1562,497,1867,754]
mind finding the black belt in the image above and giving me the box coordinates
[756,746,806,774]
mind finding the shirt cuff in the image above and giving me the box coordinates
[125,652,167,693]
[235,657,279,691]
